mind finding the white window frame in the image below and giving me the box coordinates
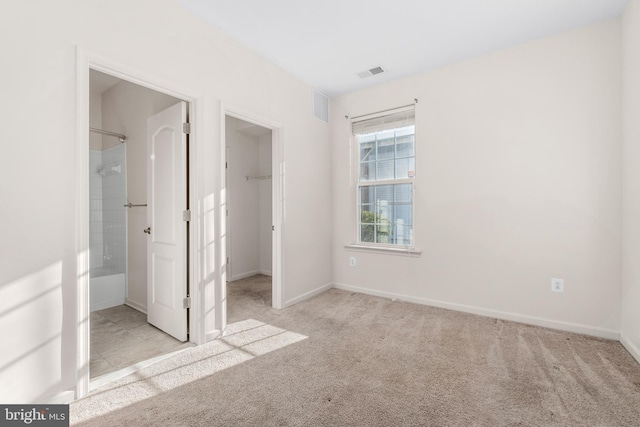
[351,105,417,251]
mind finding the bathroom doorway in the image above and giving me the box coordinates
[88,70,193,381]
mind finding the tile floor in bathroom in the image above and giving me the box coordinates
[90,305,192,378]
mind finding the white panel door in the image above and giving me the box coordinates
[147,101,187,342]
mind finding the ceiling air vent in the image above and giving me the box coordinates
[313,89,329,123]
[357,66,386,79]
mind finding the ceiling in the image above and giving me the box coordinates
[177,0,628,97]
[90,70,121,94]
[227,116,272,138]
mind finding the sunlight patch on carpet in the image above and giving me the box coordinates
[71,319,307,425]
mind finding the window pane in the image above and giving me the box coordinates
[376,203,393,223]
[360,204,374,219]
[395,125,415,137]
[395,204,412,226]
[394,223,413,245]
[359,186,374,204]
[359,140,375,162]
[360,202,375,228]
[377,228,391,244]
[396,137,414,158]
[358,184,413,246]
[357,125,415,183]
[395,158,415,179]
[360,161,376,181]
[394,184,412,202]
[377,129,394,141]
[361,225,375,243]
[376,160,394,180]
[377,138,395,160]
[359,133,376,143]
[376,209,393,241]
[375,185,394,203]
[376,185,394,233]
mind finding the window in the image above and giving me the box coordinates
[353,106,415,247]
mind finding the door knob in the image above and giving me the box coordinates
[143,227,151,234]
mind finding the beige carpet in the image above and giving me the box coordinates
[91,305,189,378]
[227,274,273,323]
[72,280,640,426]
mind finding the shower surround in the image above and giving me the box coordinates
[89,144,127,311]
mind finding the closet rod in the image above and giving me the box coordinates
[245,175,272,181]
[90,127,126,142]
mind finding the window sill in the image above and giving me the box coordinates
[344,244,422,257]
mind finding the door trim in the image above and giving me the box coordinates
[224,146,233,282]
[75,47,204,399]
[221,104,284,329]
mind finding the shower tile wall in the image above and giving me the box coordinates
[102,144,127,274]
[90,150,104,270]
[89,144,127,276]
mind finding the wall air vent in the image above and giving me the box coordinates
[313,89,329,123]
[357,66,386,79]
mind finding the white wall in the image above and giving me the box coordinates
[0,0,331,403]
[226,117,260,280]
[89,89,103,151]
[622,0,640,362]
[225,117,273,280]
[101,80,180,311]
[331,20,622,338]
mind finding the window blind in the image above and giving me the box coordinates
[352,105,415,135]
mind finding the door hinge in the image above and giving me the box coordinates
[183,123,191,134]
[183,296,191,309]
[183,209,191,221]
[226,257,229,264]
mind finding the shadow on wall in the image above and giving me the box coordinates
[0,262,64,403]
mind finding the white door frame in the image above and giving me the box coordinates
[221,104,284,324]
[224,146,233,281]
[75,47,204,399]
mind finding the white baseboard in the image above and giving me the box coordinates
[206,329,221,342]
[259,269,272,277]
[333,283,619,340]
[125,298,147,314]
[620,331,640,364]
[229,270,260,282]
[284,282,333,308]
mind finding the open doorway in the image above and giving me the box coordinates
[225,115,274,323]
[88,70,193,381]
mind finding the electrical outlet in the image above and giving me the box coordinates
[551,278,564,293]
[349,257,356,267]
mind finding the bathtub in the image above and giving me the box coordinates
[90,265,126,312]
